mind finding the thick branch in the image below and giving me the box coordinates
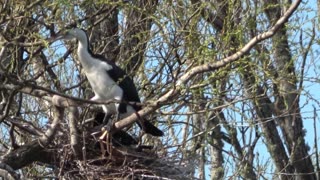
[39,106,64,146]
[0,0,300,134]
[0,140,54,170]
[0,105,63,170]
[113,0,301,130]
[0,163,19,180]
[68,107,81,159]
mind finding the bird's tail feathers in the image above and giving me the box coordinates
[140,119,164,136]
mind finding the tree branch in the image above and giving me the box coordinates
[6,116,44,136]
[0,163,19,180]
[39,106,64,146]
[113,0,301,131]
[0,0,300,134]
[68,107,81,159]
[0,105,63,170]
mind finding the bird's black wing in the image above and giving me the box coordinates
[96,56,142,110]
[108,64,141,104]
[105,60,163,136]
[95,56,163,136]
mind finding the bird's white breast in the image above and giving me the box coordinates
[75,37,126,116]
[85,62,123,100]
[77,47,122,102]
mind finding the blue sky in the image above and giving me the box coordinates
[47,1,320,179]
[295,0,320,162]
[210,1,320,178]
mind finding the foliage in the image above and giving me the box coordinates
[0,0,319,179]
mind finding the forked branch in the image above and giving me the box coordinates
[113,0,301,130]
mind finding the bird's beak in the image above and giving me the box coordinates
[54,30,67,41]
[54,34,65,41]
[54,30,73,41]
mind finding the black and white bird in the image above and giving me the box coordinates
[57,28,163,136]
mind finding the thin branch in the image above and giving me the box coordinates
[0,78,146,107]
[9,124,17,149]
[25,0,43,11]
[0,90,17,123]
[298,21,316,92]
[0,45,8,71]
[1,40,47,47]
[113,0,302,131]
[313,106,320,178]
[6,116,44,136]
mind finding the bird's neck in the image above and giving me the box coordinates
[77,39,96,71]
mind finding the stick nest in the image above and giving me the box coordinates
[61,144,194,179]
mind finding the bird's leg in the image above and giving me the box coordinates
[102,113,113,130]
[89,96,110,156]
[99,130,108,157]
[96,106,113,156]
[114,96,122,122]
[106,132,112,157]
[101,104,114,132]
[137,131,146,146]
[115,105,120,121]
[102,96,122,156]
[106,95,123,130]
[99,127,112,157]
[104,115,114,132]
[101,104,117,157]
[104,103,119,133]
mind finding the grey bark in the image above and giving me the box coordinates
[264,0,316,179]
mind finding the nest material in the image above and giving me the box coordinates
[57,114,195,179]
[61,145,193,179]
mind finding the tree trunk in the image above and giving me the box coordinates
[264,1,316,179]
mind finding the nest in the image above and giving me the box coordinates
[56,116,195,179]
[60,144,193,179]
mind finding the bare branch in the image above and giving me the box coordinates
[0,102,62,170]
[0,90,17,123]
[68,107,81,159]
[0,46,8,71]
[113,0,302,131]
[0,163,19,180]
[6,116,44,136]
[39,106,64,146]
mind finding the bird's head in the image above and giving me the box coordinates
[55,28,87,42]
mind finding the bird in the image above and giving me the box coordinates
[93,112,155,153]
[56,28,163,136]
